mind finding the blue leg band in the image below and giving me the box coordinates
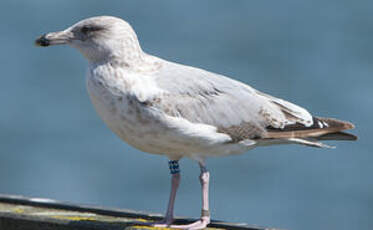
[168,160,180,174]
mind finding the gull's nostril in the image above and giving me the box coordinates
[35,34,50,47]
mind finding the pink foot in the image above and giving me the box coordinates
[151,217,174,227]
[169,216,210,230]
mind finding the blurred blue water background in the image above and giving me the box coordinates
[0,1,371,230]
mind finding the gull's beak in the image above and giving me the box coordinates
[35,30,73,47]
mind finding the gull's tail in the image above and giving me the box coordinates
[264,117,357,148]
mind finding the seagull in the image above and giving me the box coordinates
[35,16,356,230]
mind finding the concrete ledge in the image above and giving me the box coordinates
[0,194,280,230]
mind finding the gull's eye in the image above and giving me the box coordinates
[81,26,91,35]
[80,25,102,35]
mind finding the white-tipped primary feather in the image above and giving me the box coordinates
[287,138,335,149]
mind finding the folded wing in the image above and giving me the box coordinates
[148,59,356,147]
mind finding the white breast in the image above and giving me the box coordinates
[86,65,162,153]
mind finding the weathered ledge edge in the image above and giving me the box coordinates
[0,194,282,230]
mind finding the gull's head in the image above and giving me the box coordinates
[35,16,142,63]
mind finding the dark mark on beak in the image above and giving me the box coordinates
[35,34,50,47]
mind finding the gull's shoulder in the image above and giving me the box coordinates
[151,58,257,96]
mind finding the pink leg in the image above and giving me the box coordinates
[152,161,180,227]
[170,161,211,230]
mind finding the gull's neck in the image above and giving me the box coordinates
[88,50,162,73]
[90,53,162,74]
[87,36,162,73]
